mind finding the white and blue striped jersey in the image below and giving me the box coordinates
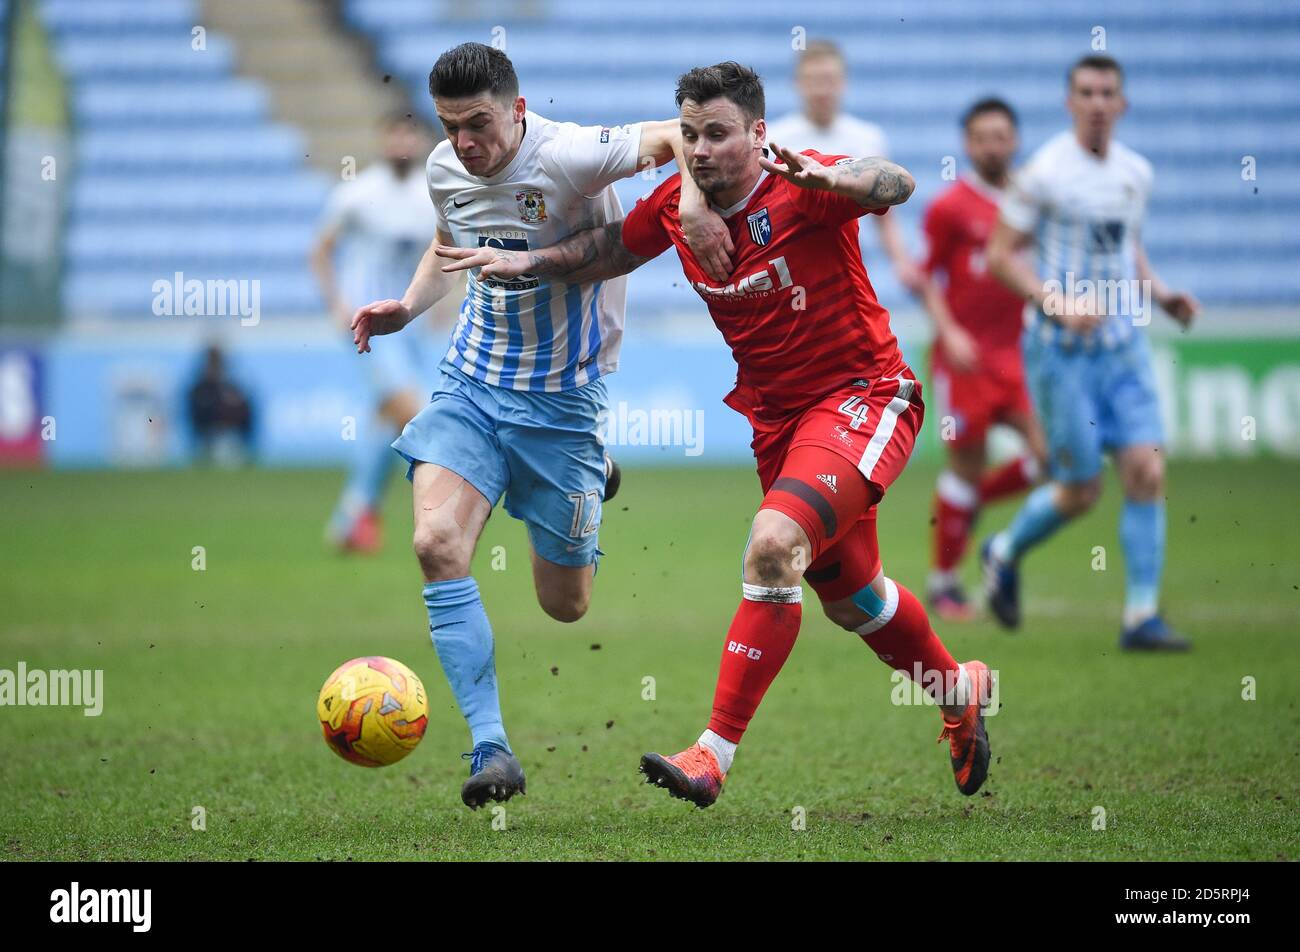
[427,111,643,392]
[320,162,439,306]
[1000,130,1154,351]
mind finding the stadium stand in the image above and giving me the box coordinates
[38,0,331,318]
[343,0,1300,312]
[33,0,1300,319]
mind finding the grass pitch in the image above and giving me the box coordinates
[1,459,1296,860]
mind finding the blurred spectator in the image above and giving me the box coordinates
[187,345,254,466]
[766,40,923,293]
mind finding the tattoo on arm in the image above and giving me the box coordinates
[833,157,915,207]
[527,221,651,283]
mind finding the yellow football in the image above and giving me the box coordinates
[317,656,428,767]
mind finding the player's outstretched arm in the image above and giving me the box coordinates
[760,142,915,208]
[350,229,458,354]
[436,220,654,286]
[1135,242,1199,327]
[638,119,733,281]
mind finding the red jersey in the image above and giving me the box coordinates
[921,176,1025,361]
[621,151,907,421]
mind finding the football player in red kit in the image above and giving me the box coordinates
[920,98,1047,621]
[436,62,995,807]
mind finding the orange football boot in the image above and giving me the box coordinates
[937,660,994,796]
[639,743,726,808]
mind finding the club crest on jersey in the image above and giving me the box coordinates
[747,207,772,246]
[516,188,547,223]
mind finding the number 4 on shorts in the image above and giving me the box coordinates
[838,396,871,430]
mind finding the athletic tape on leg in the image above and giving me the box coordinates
[853,577,899,635]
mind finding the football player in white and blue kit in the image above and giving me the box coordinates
[311,114,442,552]
[349,43,725,806]
[982,56,1200,651]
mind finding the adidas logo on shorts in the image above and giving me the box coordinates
[817,473,838,493]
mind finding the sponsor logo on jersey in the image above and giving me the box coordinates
[599,128,610,144]
[692,255,793,298]
[817,473,838,493]
[516,188,547,223]
[747,206,772,246]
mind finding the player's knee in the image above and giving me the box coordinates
[1057,479,1101,516]
[1124,452,1164,500]
[538,587,589,623]
[745,512,806,587]
[412,517,471,579]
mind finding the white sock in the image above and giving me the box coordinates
[929,568,959,591]
[989,531,1012,563]
[942,664,973,712]
[698,729,736,774]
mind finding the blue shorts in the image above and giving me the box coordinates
[1023,330,1165,483]
[393,361,608,567]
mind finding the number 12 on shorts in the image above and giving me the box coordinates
[567,490,601,539]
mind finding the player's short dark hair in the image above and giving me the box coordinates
[1068,54,1124,89]
[675,61,765,125]
[961,97,1018,130]
[427,42,519,102]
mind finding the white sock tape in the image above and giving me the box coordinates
[742,583,803,604]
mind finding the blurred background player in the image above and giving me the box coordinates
[767,40,923,293]
[351,43,722,809]
[441,62,997,807]
[982,55,1200,651]
[311,112,441,553]
[919,98,1046,621]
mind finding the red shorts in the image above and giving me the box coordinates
[730,374,925,603]
[931,350,1032,449]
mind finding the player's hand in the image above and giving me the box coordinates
[894,258,927,296]
[679,204,733,283]
[436,243,530,281]
[939,325,980,374]
[759,142,836,191]
[1158,289,1200,328]
[1041,287,1104,334]
[349,299,410,354]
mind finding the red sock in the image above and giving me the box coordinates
[706,593,802,743]
[933,471,979,573]
[858,580,961,703]
[979,455,1036,504]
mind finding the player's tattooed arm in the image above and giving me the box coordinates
[760,142,916,208]
[829,156,916,207]
[435,221,653,285]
